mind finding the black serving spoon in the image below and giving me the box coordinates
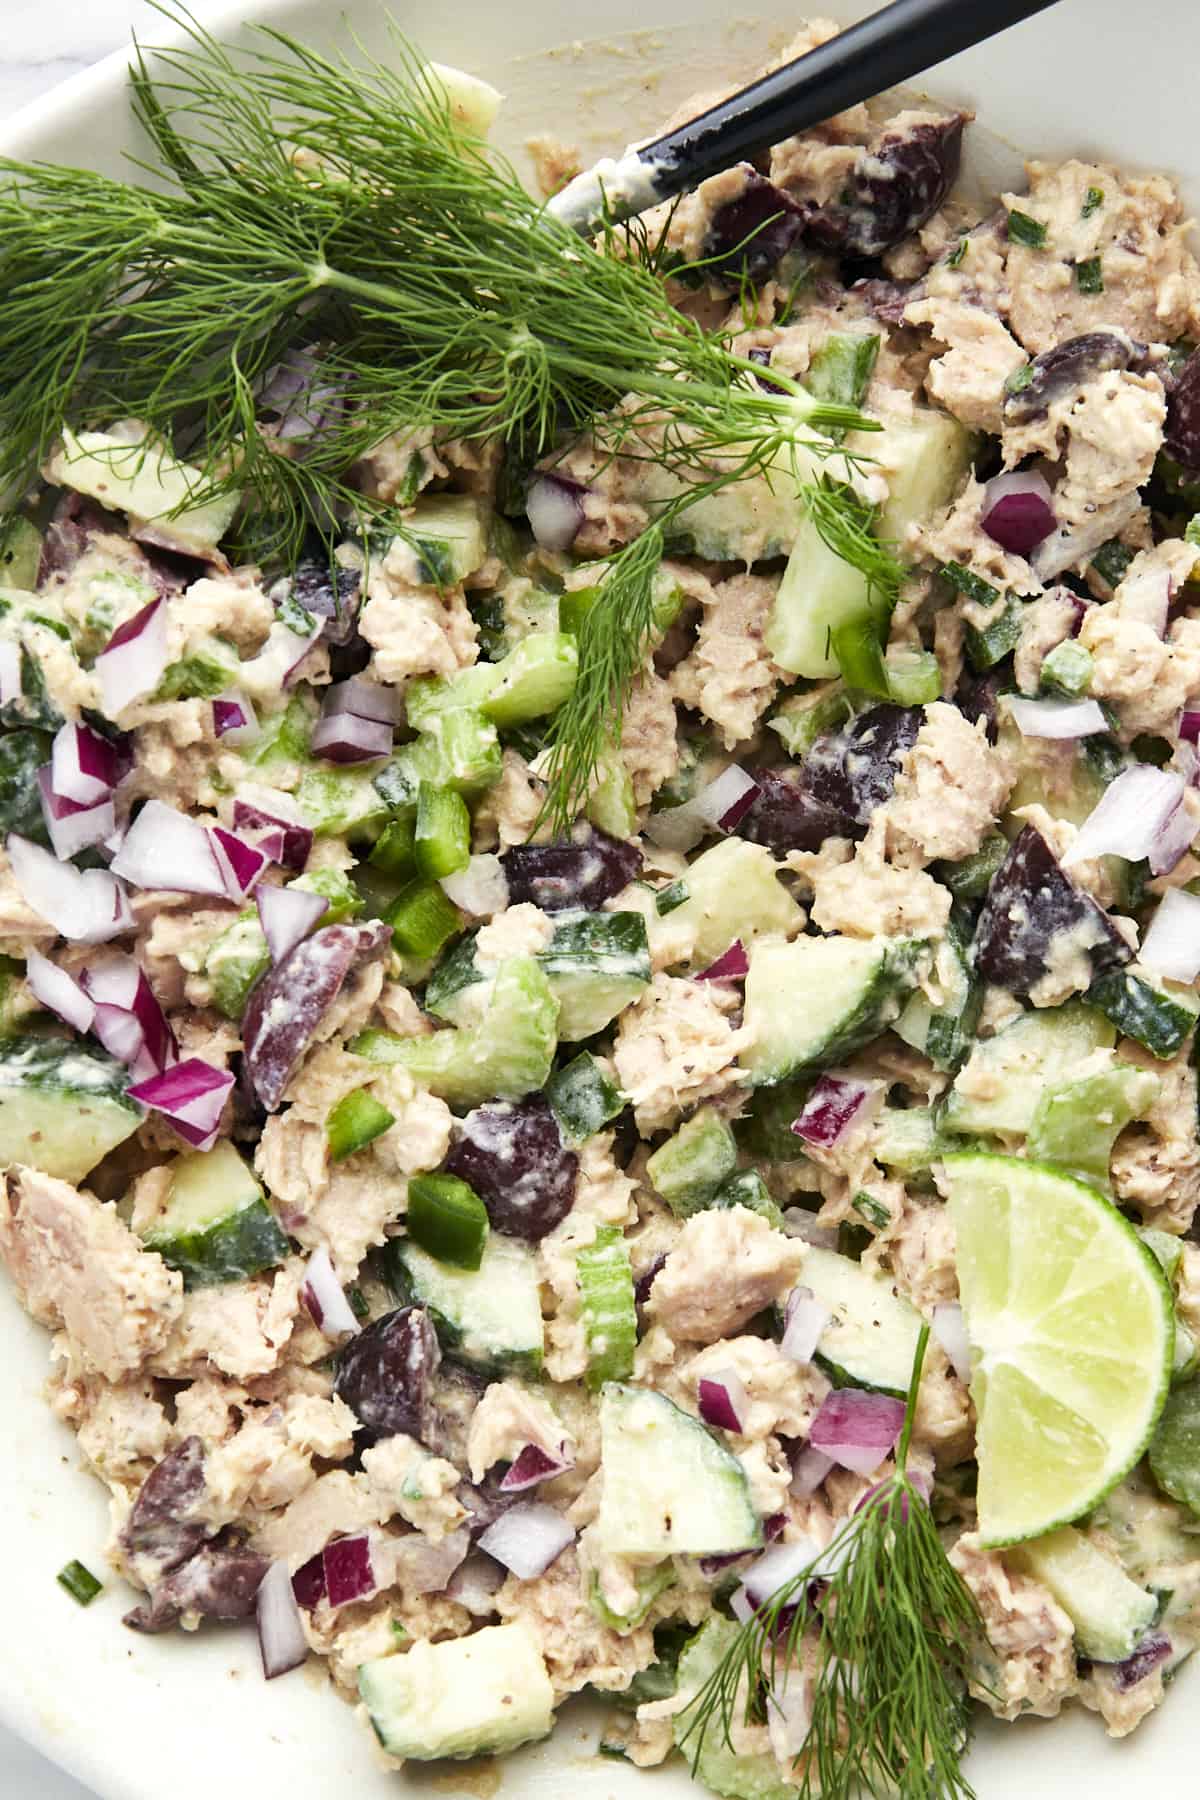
[548,0,1062,232]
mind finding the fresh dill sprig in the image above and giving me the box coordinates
[802,472,905,615]
[0,2,880,819]
[677,1324,983,1800]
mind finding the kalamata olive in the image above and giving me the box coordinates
[802,114,966,258]
[36,491,193,595]
[1165,348,1200,474]
[124,1543,269,1634]
[972,826,1132,996]
[443,1097,578,1240]
[458,1468,520,1537]
[703,170,806,284]
[1003,331,1156,425]
[804,703,922,825]
[956,670,1009,745]
[634,1253,667,1330]
[501,826,642,912]
[275,559,363,648]
[736,767,855,854]
[121,1437,209,1580]
[1110,1635,1173,1693]
[851,277,912,327]
[333,1305,442,1443]
[242,920,392,1111]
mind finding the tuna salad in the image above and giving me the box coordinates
[5,12,1200,1799]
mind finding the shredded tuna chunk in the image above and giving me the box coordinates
[668,572,782,750]
[949,1533,1078,1720]
[647,1205,804,1343]
[611,972,750,1131]
[359,573,478,684]
[904,298,1026,433]
[881,702,1013,865]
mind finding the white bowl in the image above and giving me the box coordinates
[2,2,1196,1795]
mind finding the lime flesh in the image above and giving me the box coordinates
[942,1151,1174,1546]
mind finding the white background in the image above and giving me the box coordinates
[0,16,156,1800]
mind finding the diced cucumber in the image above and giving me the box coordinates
[885,647,942,706]
[359,1622,553,1761]
[390,494,490,587]
[1085,969,1200,1060]
[0,517,41,592]
[646,1106,738,1217]
[942,1003,1116,1139]
[292,867,363,925]
[671,1617,794,1800]
[140,1141,289,1288]
[326,1088,395,1163]
[45,429,241,561]
[480,632,578,726]
[743,934,927,1084]
[585,750,638,840]
[895,925,980,1072]
[1014,1527,1158,1663]
[871,1106,947,1175]
[1040,640,1093,698]
[154,635,240,702]
[1141,1227,1185,1284]
[806,331,880,412]
[588,1562,675,1633]
[405,665,501,733]
[424,61,503,136]
[595,1384,762,1556]
[802,1244,924,1395]
[0,1035,142,1183]
[538,910,650,1040]
[766,512,873,677]
[961,591,1026,672]
[352,955,558,1108]
[1026,1066,1160,1182]
[205,911,271,1020]
[578,1224,637,1389]
[546,1051,626,1140]
[768,683,853,758]
[870,409,976,547]
[405,1172,489,1271]
[664,838,803,969]
[397,709,503,794]
[413,783,471,880]
[712,1168,787,1229]
[296,765,392,839]
[246,691,314,768]
[387,1233,543,1375]
[1148,1379,1200,1517]
[423,932,484,1024]
[734,1078,813,1160]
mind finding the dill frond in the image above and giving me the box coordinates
[677,1325,984,1800]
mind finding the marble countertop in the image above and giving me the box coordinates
[0,24,154,1800]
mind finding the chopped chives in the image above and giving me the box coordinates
[1081,185,1105,219]
[655,879,689,916]
[947,237,968,268]
[57,1559,102,1606]
[1006,208,1047,248]
[1075,256,1104,294]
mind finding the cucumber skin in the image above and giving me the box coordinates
[1086,970,1199,1060]
[144,1196,290,1290]
[745,937,928,1086]
[384,1238,543,1378]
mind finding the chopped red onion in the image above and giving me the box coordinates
[781,1285,830,1366]
[781,1208,839,1249]
[291,1553,326,1613]
[212,690,259,745]
[697,1368,749,1434]
[323,1533,377,1610]
[477,1503,575,1579]
[25,950,94,1033]
[931,1301,971,1384]
[7,834,131,943]
[1110,1633,1173,1691]
[210,826,269,902]
[232,798,312,873]
[1140,888,1200,983]
[256,883,328,965]
[80,953,177,1080]
[300,1245,360,1339]
[1179,707,1200,746]
[809,1389,906,1478]
[127,1057,233,1152]
[1006,696,1108,740]
[693,765,760,832]
[1063,766,1186,870]
[37,769,115,860]
[322,677,402,726]
[51,721,120,808]
[789,1443,835,1497]
[395,1528,470,1596]
[111,800,228,896]
[741,1538,822,1609]
[526,472,586,552]
[96,597,169,717]
[1149,800,1196,877]
[644,801,708,854]
[792,1076,883,1149]
[256,1559,307,1680]
[439,854,509,918]
[0,640,21,707]
[695,940,750,983]
[729,1584,757,1626]
[446,1552,506,1615]
[310,711,393,764]
[980,470,1056,556]
[498,1443,574,1493]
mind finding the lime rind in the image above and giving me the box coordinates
[943,1151,1174,1547]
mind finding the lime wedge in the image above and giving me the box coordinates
[942,1151,1174,1546]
